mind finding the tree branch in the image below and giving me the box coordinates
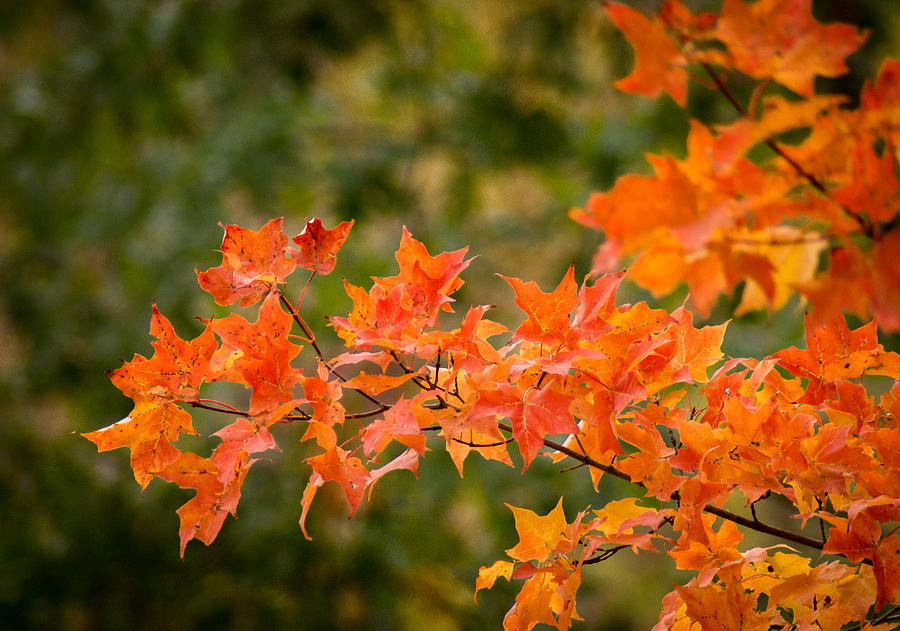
[499,421,827,552]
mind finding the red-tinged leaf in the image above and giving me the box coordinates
[500,265,578,345]
[570,389,623,457]
[871,231,900,332]
[157,451,252,557]
[822,514,900,609]
[578,157,701,245]
[156,449,218,489]
[505,498,568,563]
[674,581,772,631]
[301,363,345,427]
[775,313,900,403]
[570,272,624,339]
[211,417,279,475]
[667,306,727,383]
[394,226,471,297]
[340,371,419,396]
[207,292,304,413]
[361,397,426,457]
[291,217,354,275]
[823,513,879,564]
[873,534,900,610]
[175,459,252,557]
[473,384,578,469]
[108,304,219,403]
[366,448,420,499]
[304,446,370,517]
[391,226,472,318]
[831,140,900,225]
[660,1,718,40]
[862,58,900,112]
[606,2,689,105]
[715,0,867,97]
[298,472,323,540]
[84,401,193,489]
[196,218,296,306]
[446,305,507,375]
[669,515,744,581]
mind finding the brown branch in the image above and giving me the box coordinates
[497,421,826,552]
[189,400,246,416]
[697,61,873,237]
[277,290,389,412]
[581,544,631,565]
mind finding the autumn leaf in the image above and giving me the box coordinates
[500,265,578,345]
[775,313,900,403]
[606,2,689,105]
[361,397,426,457]
[472,383,578,469]
[675,580,772,630]
[84,401,192,489]
[107,303,219,403]
[715,0,867,97]
[505,498,569,564]
[831,140,900,225]
[291,217,354,275]
[197,217,296,306]
[206,291,304,413]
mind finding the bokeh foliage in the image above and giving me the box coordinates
[1,1,897,629]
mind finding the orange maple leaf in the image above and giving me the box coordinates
[158,450,254,557]
[715,0,867,97]
[107,303,219,403]
[206,292,304,414]
[291,217,354,275]
[472,383,578,469]
[197,217,296,306]
[500,264,578,345]
[84,401,192,489]
[775,313,900,403]
[606,2,688,105]
[505,498,569,564]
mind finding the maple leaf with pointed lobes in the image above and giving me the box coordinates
[85,305,219,487]
[304,446,370,517]
[823,512,900,610]
[197,217,296,307]
[606,2,688,106]
[500,265,578,346]
[775,313,900,404]
[84,401,192,489]
[361,397,426,458]
[158,450,254,557]
[716,0,867,97]
[831,140,900,225]
[206,292,304,414]
[107,303,220,403]
[471,383,578,469]
[674,581,773,631]
[389,226,472,320]
[505,498,569,564]
[291,217,354,275]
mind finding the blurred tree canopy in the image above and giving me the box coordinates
[1,1,898,629]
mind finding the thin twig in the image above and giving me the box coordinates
[498,420,827,552]
[697,61,873,237]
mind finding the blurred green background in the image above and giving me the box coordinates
[2,1,898,629]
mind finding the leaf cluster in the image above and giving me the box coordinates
[85,1,900,630]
